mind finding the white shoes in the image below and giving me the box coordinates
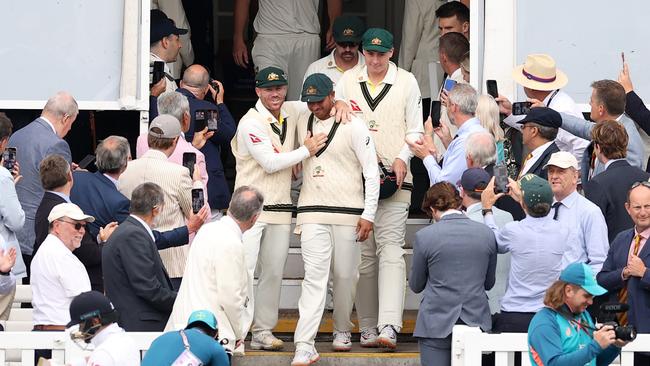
[377,325,398,350]
[332,331,352,352]
[250,331,284,351]
[291,348,320,366]
[360,327,379,348]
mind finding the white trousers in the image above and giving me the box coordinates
[242,221,291,334]
[356,200,409,331]
[252,33,320,101]
[294,224,360,350]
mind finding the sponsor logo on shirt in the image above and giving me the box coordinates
[350,100,362,112]
[249,133,262,144]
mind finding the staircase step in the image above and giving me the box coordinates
[272,310,417,334]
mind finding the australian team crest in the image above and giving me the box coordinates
[267,72,280,81]
[343,28,354,36]
[368,120,379,132]
[312,165,325,178]
[371,38,382,45]
[306,86,318,95]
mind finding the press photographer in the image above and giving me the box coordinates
[527,262,632,366]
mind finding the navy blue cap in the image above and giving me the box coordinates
[517,107,562,129]
[461,168,490,192]
[151,9,188,44]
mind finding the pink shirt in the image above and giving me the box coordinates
[630,226,650,259]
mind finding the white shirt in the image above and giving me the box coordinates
[519,141,553,177]
[85,323,140,366]
[303,50,365,86]
[130,214,155,242]
[47,191,71,203]
[31,234,91,325]
[253,0,320,35]
[40,116,57,135]
[236,99,310,173]
[103,173,119,188]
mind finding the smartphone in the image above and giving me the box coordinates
[486,80,499,99]
[183,152,196,178]
[194,110,208,132]
[512,101,532,115]
[78,154,96,170]
[191,188,204,214]
[2,147,16,171]
[206,110,219,132]
[494,164,510,194]
[430,100,442,128]
[443,78,457,92]
[150,61,165,86]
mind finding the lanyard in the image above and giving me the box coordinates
[546,89,560,107]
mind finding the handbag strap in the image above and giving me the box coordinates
[179,329,191,350]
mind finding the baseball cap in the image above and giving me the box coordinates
[150,9,188,44]
[362,28,394,53]
[48,203,95,224]
[544,151,580,170]
[560,262,607,296]
[67,291,116,328]
[255,66,288,88]
[301,73,334,103]
[460,168,490,192]
[332,15,365,44]
[186,310,218,331]
[517,107,562,129]
[149,114,182,138]
[519,173,553,208]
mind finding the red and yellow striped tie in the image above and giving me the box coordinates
[618,234,642,325]
[518,153,533,179]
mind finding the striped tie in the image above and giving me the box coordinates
[518,153,533,179]
[618,234,642,325]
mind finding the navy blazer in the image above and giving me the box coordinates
[102,216,176,331]
[584,160,650,242]
[597,228,650,333]
[521,142,559,181]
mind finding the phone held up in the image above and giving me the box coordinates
[194,109,219,132]
[429,100,442,128]
[512,102,532,116]
[493,164,510,194]
[150,61,165,86]
[443,78,457,93]
[2,147,17,173]
[191,188,205,214]
[183,152,196,178]
[486,80,499,99]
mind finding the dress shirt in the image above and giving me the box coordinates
[130,214,155,242]
[422,117,486,185]
[0,166,26,278]
[47,191,71,203]
[554,190,609,272]
[629,227,650,259]
[604,158,626,170]
[484,214,569,312]
[519,141,553,177]
[31,234,91,325]
[0,274,15,295]
[40,116,57,135]
[302,50,365,86]
[440,209,463,219]
[103,173,119,187]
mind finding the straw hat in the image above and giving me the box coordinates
[512,54,568,91]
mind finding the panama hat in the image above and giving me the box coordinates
[512,54,568,91]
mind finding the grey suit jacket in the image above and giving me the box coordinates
[409,213,497,339]
[560,113,644,182]
[8,118,71,255]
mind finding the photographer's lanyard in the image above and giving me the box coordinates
[555,307,594,337]
[545,89,560,107]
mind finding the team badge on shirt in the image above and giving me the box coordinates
[350,100,362,112]
[312,165,325,177]
[368,120,379,132]
[249,133,262,144]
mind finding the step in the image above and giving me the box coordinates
[233,342,420,366]
[272,310,417,334]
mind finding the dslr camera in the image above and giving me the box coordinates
[598,303,637,341]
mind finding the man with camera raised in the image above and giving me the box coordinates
[528,262,630,366]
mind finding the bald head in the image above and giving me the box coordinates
[41,91,78,138]
[182,65,210,89]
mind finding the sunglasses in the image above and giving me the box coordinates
[337,42,359,49]
[58,219,86,231]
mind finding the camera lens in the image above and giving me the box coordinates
[615,325,637,341]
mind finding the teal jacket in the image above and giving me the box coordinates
[142,328,230,366]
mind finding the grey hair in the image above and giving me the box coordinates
[95,136,130,174]
[448,83,478,116]
[157,91,190,121]
[43,91,78,117]
[228,186,264,222]
[465,132,497,167]
[130,183,165,215]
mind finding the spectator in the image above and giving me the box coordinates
[9,91,77,278]
[303,15,366,86]
[102,183,177,331]
[584,120,649,242]
[482,174,569,333]
[150,9,187,94]
[291,74,379,361]
[167,186,263,354]
[0,248,17,296]
[144,310,229,366]
[557,79,645,182]
[410,181,496,366]
[514,107,561,180]
[476,95,506,163]
[232,0,342,100]
[460,168,513,314]
[66,291,139,366]
[459,51,470,83]
[598,180,650,365]
[528,263,624,366]
[231,66,330,352]
[618,62,650,169]
[435,1,470,38]
[33,154,74,254]
[119,115,205,289]
[151,0,194,80]
[0,113,25,320]
[408,84,486,185]
[335,28,424,350]
[176,65,238,217]
[544,151,608,273]
[71,136,202,292]
[497,54,589,165]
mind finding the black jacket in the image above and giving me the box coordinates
[521,142,560,180]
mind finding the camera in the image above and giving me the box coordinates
[598,303,637,341]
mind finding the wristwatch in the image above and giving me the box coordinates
[481,208,493,216]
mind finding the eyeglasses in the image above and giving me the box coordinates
[57,220,86,231]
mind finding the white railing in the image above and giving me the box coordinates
[451,325,650,366]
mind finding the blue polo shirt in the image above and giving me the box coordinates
[142,328,230,366]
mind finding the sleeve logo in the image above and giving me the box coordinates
[249,133,262,144]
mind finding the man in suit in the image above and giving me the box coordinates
[584,121,650,242]
[410,181,496,366]
[516,107,561,180]
[119,115,205,289]
[597,181,650,366]
[8,91,78,275]
[71,136,205,292]
[557,79,645,183]
[102,182,177,331]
